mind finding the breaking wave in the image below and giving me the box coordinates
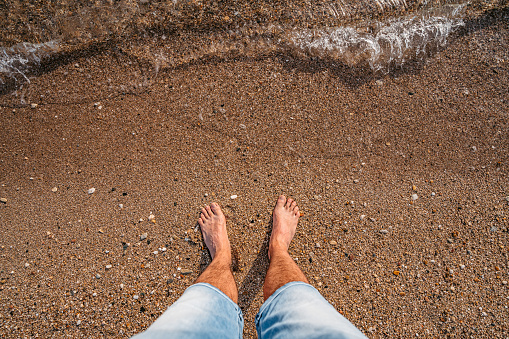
[284,5,465,71]
[0,1,473,89]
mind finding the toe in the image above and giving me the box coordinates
[210,202,221,215]
[205,205,213,216]
[294,206,300,216]
[276,195,286,207]
[200,212,207,221]
[286,198,294,208]
[290,200,297,210]
[198,218,204,227]
[201,207,209,218]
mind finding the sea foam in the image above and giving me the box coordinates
[0,41,60,85]
[283,5,465,71]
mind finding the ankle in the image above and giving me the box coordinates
[268,242,288,259]
[212,249,232,264]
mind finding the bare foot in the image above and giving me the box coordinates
[197,203,231,260]
[269,195,300,259]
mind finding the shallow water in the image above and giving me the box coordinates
[0,0,505,91]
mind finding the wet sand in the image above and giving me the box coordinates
[1,8,508,339]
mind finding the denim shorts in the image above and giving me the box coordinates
[132,281,367,339]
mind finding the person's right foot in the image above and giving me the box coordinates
[269,195,300,259]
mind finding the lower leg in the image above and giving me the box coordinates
[264,245,309,300]
[263,195,309,301]
[196,203,238,304]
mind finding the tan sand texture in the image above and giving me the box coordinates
[1,3,509,338]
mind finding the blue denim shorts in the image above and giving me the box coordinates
[132,281,367,339]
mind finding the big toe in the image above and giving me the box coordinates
[210,202,222,215]
[276,195,286,207]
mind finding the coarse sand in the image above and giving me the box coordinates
[1,9,508,339]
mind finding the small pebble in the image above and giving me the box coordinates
[153,251,158,255]
[51,187,58,192]
[460,265,466,269]
[329,240,337,245]
[88,188,96,194]
[30,103,38,109]
[393,270,400,276]
[0,198,7,203]
[431,192,435,197]
[380,229,388,234]
[24,263,30,268]
[133,295,139,300]
[181,269,193,275]
[315,243,321,248]
[105,264,112,270]
[360,215,366,220]
[119,204,123,209]
[140,233,148,241]
[411,194,418,200]
[92,292,97,297]
[148,214,155,221]
[96,274,101,279]
[502,281,507,285]
[230,195,238,199]
[77,320,82,326]
[120,283,124,289]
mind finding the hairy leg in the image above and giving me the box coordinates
[263,195,309,301]
[196,203,238,303]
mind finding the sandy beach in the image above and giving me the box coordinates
[1,6,508,338]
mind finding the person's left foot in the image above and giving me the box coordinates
[198,203,231,260]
